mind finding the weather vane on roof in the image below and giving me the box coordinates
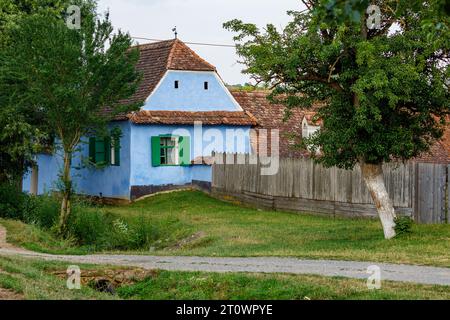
[172,26,178,39]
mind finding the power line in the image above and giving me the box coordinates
[131,36,237,48]
[130,7,311,48]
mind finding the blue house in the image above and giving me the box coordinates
[22,39,256,201]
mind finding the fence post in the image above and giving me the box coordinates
[412,162,419,222]
[447,165,449,224]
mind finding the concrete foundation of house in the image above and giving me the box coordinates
[130,181,211,201]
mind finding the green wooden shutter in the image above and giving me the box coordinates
[89,137,96,163]
[104,136,111,165]
[179,136,190,166]
[151,136,161,166]
[95,138,106,163]
[114,136,121,166]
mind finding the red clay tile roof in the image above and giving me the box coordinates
[166,40,216,72]
[230,90,309,157]
[106,40,254,127]
[414,119,450,164]
[128,110,257,126]
[119,39,216,107]
[230,90,304,128]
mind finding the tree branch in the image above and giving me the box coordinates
[298,73,343,92]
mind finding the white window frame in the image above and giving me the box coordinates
[110,139,116,166]
[160,136,180,165]
[302,117,320,152]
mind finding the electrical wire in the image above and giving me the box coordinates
[131,37,236,48]
[130,7,311,48]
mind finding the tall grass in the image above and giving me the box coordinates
[0,184,164,252]
[68,204,160,251]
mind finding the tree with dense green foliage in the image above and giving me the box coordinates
[225,0,449,238]
[0,0,71,184]
[0,0,68,36]
[0,1,142,234]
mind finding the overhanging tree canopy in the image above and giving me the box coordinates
[225,0,449,238]
[0,0,72,183]
[0,1,143,233]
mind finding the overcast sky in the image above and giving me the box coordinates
[96,0,304,85]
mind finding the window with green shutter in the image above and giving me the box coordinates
[89,137,96,163]
[89,135,120,166]
[151,136,161,166]
[178,136,190,166]
[151,135,190,166]
[110,136,121,166]
[94,137,106,164]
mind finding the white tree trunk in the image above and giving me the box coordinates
[360,162,396,239]
[58,151,72,236]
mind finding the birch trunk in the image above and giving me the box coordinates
[58,151,72,235]
[360,162,396,239]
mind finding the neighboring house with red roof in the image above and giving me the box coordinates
[232,89,449,164]
[22,39,256,201]
[231,90,320,158]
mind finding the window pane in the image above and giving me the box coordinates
[167,147,176,165]
[160,137,175,147]
[160,147,167,165]
[110,143,115,165]
[159,137,178,165]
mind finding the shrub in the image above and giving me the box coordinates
[66,205,160,251]
[23,195,59,229]
[394,216,414,236]
[67,205,114,247]
[0,184,59,229]
[129,216,160,249]
[108,218,132,250]
[97,215,160,251]
[1,187,165,252]
[0,183,26,220]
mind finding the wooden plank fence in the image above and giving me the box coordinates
[211,153,449,224]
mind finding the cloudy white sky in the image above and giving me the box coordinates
[97,0,304,85]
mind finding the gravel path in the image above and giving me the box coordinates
[0,226,449,286]
[0,248,449,286]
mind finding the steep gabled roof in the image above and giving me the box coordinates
[120,39,216,107]
[166,39,216,71]
[106,40,255,126]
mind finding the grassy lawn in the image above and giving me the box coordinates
[0,218,87,255]
[117,270,450,300]
[0,256,448,300]
[1,190,449,267]
[0,256,113,299]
